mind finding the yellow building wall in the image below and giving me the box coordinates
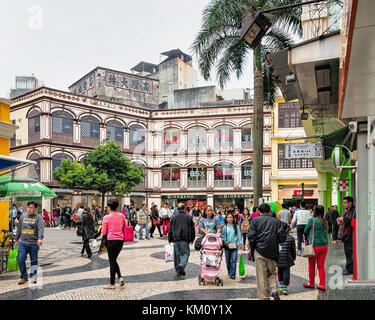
[0,102,11,233]
[271,98,318,203]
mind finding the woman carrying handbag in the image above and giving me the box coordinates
[303,205,329,291]
[101,198,126,289]
[150,204,163,238]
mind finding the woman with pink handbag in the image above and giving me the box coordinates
[101,198,127,289]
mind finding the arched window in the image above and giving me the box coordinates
[188,126,207,151]
[28,153,41,181]
[163,128,180,152]
[28,109,41,144]
[52,153,73,172]
[214,125,234,150]
[106,120,124,148]
[52,153,73,184]
[214,162,234,188]
[129,124,146,153]
[187,164,207,188]
[242,162,253,188]
[132,162,146,191]
[81,116,100,147]
[161,164,180,189]
[52,110,74,144]
[241,125,253,149]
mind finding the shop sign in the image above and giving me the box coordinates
[222,194,253,199]
[55,189,73,193]
[165,195,206,200]
[285,143,323,159]
[293,190,314,197]
[339,180,349,192]
[189,170,206,178]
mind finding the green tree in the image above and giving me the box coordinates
[192,0,302,205]
[53,141,145,212]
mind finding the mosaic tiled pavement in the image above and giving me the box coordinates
[0,228,322,300]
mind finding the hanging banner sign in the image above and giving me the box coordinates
[285,143,323,159]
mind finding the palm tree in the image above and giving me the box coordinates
[192,0,302,206]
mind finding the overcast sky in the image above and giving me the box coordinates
[0,0,254,98]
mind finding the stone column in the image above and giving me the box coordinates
[233,128,242,150]
[207,194,214,207]
[207,129,214,150]
[100,123,106,144]
[207,166,214,189]
[180,168,187,189]
[180,130,187,152]
[234,165,241,188]
[124,128,130,150]
[73,120,80,144]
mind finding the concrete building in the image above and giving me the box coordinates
[9,75,40,99]
[10,86,272,212]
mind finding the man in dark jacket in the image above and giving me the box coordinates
[338,197,356,275]
[168,203,195,277]
[247,203,287,300]
[81,209,95,258]
[325,207,333,234]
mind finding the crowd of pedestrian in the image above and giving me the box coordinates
[8,196,357,300]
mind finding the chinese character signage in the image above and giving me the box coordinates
[105,71,153,95]
[285,143,323,159]
[71,72,95,95]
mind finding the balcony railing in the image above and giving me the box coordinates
[214,180,234,188]
[161,181,180,189]
[187,180,207,189]
[242,179,253,188]
[163,144,180,153]
[187,143,207,152]
[241,141,253,150]
[213,142,234,151]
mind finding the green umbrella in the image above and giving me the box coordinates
[0,175,57,201]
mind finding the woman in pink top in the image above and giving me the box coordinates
[251,206,260,219]
[101,198,126,289]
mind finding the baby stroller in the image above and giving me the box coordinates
[198,233,224,286]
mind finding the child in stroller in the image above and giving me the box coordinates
[198,233,224,286]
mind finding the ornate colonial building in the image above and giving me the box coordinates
[9,87,272,211]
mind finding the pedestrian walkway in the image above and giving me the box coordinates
[0,229,319,300]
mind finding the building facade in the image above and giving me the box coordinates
[10,87,272,212]
[270,98,318,205]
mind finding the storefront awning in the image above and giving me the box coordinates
[0,155,37,172]
[321,126,354,160]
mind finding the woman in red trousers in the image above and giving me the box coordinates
[303,205,329,291]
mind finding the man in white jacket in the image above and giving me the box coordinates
[292,201,312,256]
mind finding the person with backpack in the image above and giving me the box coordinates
[277,222,296,296]
[239,208,251,251]
[221,212,243,279]
[292,201,312,256]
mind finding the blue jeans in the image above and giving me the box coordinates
[224,247,239,279]
[297,224,307,251]
[278,267,291,287]
[56,216,61,227]
[173,241,190,272]
[139,223,149,240]
[17,242,39,280]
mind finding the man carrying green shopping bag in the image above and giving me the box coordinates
[15,201,44,285]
